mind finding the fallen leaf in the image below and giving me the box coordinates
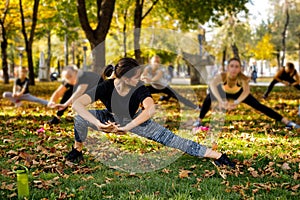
[161,168,171,174]
[281,162,291,171]
[179,169,192,178]
[291,184,300,191]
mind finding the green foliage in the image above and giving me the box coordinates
[268,0,300,60]
[159,0,250,30]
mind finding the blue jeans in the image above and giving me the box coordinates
[74,109,207,157]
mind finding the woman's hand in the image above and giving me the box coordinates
[54,103,68,111]
[116,126,129,133]
[13,92,21,98]
[47,101,56,108]
[283,81,290,86]
[219,100,228,109]
[97,121,127,135]
[227,102,237,111]
[95,121,118,133]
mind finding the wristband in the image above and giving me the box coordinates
[233,100,239,105]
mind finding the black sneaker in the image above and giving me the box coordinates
[65,146,83,163]
[214,154,235,168]
[48,116,60,124]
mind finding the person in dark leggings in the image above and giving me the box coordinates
[263,62,300,99]
[141,55,199,110]
[65,57,235,169]
[48,65,101,124]
[48,82,74,124]
[193,58,300,129]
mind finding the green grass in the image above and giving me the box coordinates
[0,80,299,199]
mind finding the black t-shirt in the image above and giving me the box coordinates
[280,68,297,83]
[86,79,152,119]
[15,78,30,94]
[62,80,74,90]
[74,71,101,92]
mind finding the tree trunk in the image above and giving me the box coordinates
[276,49,280,70]
[134,0,143,63]
[281,0,289,67]
[91,41,106,74]
[122,3,129,57]
[76,0,115,73]
[222,47,227,72]
[231,43,240,60]
[64,33,69,67]
[0,22,9,84]
[189,65,200,85]
[19,0,40,85]
[133,0,158,64]
[0,0,10,84]
[298,35,300,71]
[46,31,51,80]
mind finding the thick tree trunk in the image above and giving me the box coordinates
[76,0,115,73]
[91,41,106,74]
[19,0,40,85]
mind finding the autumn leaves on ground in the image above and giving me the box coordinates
[0,81,299,200]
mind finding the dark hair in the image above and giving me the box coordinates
[286,62,295,71]
[102,57,140,79]
[228,57,241,66]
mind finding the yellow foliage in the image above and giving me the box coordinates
[253,34,275,60]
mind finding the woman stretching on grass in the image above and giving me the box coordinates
[65,57,235,168]
[263,62,300,99]
[2,67,48,107]
[193,57,300,129]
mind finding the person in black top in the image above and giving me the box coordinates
[193,58,300,130]
[263,62,300,99]
[65,57,235,169]
[47,65,101,124]
[141,55,199,109]
[2,67,48,107]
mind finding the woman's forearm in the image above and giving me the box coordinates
[72,94,101,127]
[64,85,88,107]
[124,98,156,131]
[235,80,250,104]
[209,75,224,103]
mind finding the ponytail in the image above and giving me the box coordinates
[102,57,140,80]
[102,64,115,80]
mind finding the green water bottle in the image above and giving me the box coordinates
[14,165,29,199]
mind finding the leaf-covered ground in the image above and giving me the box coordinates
[0,81,299,200]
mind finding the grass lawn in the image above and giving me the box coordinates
[0,80,299,200]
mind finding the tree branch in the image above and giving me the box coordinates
[142,0,159,20]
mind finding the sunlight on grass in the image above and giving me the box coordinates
[0,82,299,199]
